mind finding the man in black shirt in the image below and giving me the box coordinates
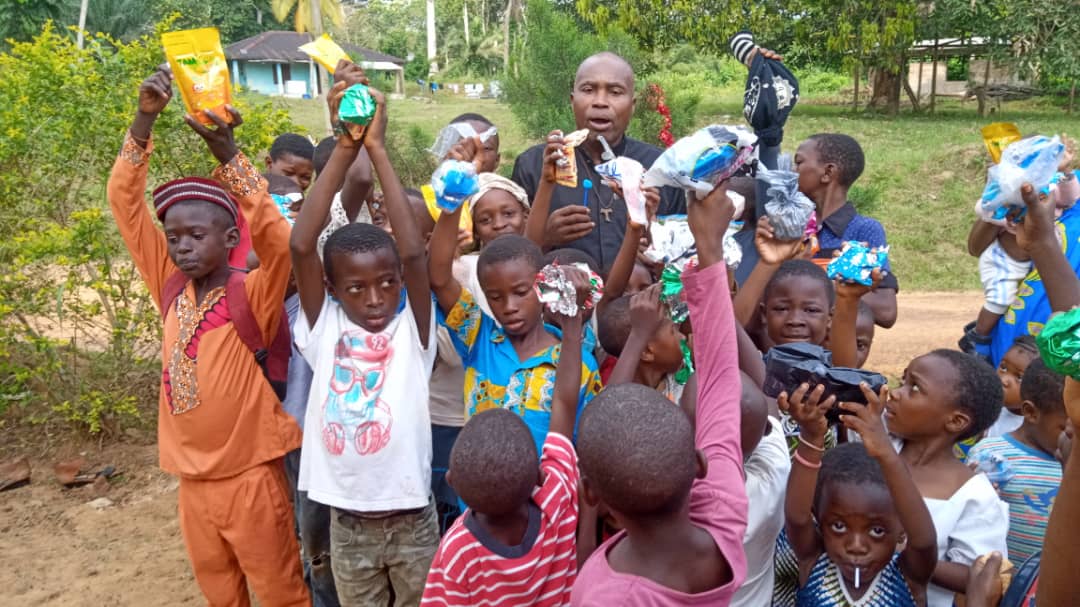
[511,52,685,269]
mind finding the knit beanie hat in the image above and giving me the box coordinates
[729,31,800,148]
[153,177,239,223]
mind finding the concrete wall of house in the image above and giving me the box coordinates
[232,61,316,96]
[907,59,1024,98]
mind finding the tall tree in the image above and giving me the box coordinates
[0,0,70,48]
[271,0,343,33]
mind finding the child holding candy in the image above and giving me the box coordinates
[429,135,602,453]
[782,383,937,607]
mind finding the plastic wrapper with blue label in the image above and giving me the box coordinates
[979,135,1064,222]
[430,160,479,213]
[643,125,757,197]
[762,342,887,424]
[827,241,889,287]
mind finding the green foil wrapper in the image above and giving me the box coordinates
[339,83,376,126]
[1036,308,1080,379]
[675,337,694,385]
[660,264,689,323]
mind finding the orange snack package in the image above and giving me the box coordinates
[981,122,1022,164]
[162,27,232,126]
[299,34,350,74]
[555,129,590,188]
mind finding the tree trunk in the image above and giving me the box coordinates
[1070,79,1076,115]
[929,38,938,115]
[310,0,331,134]
[902,65,921,112]
[853,64,860,111]
[427,0,438,74]
[868,68,900,111]
[464,0,471,48]
[502,0,512,74]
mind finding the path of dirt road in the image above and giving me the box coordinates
[0,291,985,606]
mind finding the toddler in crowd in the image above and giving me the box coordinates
[782,383,937,606]
[969,358,1066,562]
[266,132,315,192]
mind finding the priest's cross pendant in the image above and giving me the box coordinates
[600,207,613,222]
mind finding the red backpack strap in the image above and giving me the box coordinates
[224,271,290,400]
[160,271,190,320]
[224,271,266,360]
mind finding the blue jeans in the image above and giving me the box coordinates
[430,424,463,534]
[284,449,341,607]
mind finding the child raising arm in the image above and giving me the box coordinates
[782,382,937,606]
[291,61,431,343]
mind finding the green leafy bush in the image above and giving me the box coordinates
[0,21,297,434]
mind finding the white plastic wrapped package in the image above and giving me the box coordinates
[758,166,815,241]
[595,157,647,225]
[643,125,758,197]
[979,135,1064,222]
[429,122,498,160]
[643,213,744,270]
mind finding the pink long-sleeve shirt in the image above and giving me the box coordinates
[571,261,749,606]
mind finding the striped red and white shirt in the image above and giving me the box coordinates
[421,432,579,607]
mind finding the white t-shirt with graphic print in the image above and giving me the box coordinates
[295,295,436,512]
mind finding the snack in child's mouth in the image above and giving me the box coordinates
[298,34,350,74]
[162,27,232,126]
[555,129,589,188]
[339,83,376,141]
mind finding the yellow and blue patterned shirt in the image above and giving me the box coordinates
[439,288,602,451]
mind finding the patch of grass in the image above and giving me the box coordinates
[272,90,1076,291]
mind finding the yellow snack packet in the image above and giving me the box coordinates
[423,184,474,239]
[555,129,590,188]
[162,27,232,126]
[299,34,351,74]
[981,122,1022,164]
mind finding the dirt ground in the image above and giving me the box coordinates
[0,291,984,606]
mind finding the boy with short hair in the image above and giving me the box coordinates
[267,132,315,191]
[599,286,686,402]
[108,67,307,606]
[794,133,898,327]
[289,63,438,606]
[429,199,602,453]
[572,184,748,604]
[969,358,1067,561]
[420,270,590,605]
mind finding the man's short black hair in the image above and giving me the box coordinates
[597,294,632,357]
[813,442,886,516]
[928,349,1003,440]
[578,383,697,515]
[764,259,836,307]
[450,113,494,128]
[1021,358,1066,414]
[450,409,538,515]
[313,136,336,175]
[542,248,601,275]
[808,133,865,188]
[323,223,400,282]
[1011,334,1039,357]
[270,133,315,162]
[476,234,543,278]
